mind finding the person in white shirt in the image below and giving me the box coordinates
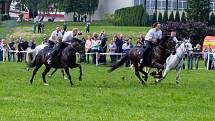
[48,25,63,48]
[140,22,162,64]
[47,28,79,65]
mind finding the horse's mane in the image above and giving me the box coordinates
[160,35,172,44]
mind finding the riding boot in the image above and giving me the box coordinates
[47,43,61,65]
[140,41,151,64]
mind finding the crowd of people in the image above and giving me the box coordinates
[0,35,36,63]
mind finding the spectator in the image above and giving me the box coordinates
[79,37,86,62]
[136,38,143,47]
[187,50,193,70]
[30,37,36,49]
[91,33,99,64]
[0,38,3,61]
[42,34,49,45]
[8,35,16,62]
[63,22,68,35]
[38,22,42,33]
[86,22,90,33]
[122,39,131,67]
[85,36,92,64]
[140,33,145,44]
[109,40,117,64]
[114,35,123,59]
[17,37,24,62]
[206,48,213,70]
[32,22,37,33]
[0,39,3,61]
[41,22,45,33]
[2,40,7,63]
[193,44,201,69]
[100,32,107,64]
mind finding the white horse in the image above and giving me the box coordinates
[156,39,193,85]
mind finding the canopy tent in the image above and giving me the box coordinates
[203,36,215,51]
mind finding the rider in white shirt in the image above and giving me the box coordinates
[140,22,162,64]
[47,28,79,65]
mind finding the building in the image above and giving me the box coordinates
[134,0,215,13]
[92,0,134,20]
[91,0,215,20]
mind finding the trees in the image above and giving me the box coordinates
[169,11,174,22]
[152,12,157,24]
[181,12,187,23]
[114,5,147,26]
[186,0,210,22]
[163,11,168,23]
[209,13,215,26]
[158,12,163,23]
[175,11,180,22]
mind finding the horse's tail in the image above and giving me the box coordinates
[28,56,36,68]
[108,53,129,73]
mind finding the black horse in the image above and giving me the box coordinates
[109,36,176,85]
[28,41,84,86]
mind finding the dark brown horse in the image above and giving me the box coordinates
[109,36,176,85]
[28,41,84,86]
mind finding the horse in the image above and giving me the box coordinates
[156,39,193,85]
[28,41,84,86]
[109,36,176,85]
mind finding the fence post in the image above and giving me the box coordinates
[96,52,98,66]
[207,51,210,70]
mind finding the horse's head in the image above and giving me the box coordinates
[182,38,193,54]
[68,41,84,54]
[160,36,176,53]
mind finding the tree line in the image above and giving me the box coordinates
[15,0,99,21]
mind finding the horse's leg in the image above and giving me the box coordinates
[48,68,58,77]
[134,64,145,85]
[176,67,182,86]
[64,68,73,86]
[156,67,170,84]
[30,64,42,84]
[61,69,67,80]
[42,66,51,85]
[139,69,148,82]
[70,63,82,81]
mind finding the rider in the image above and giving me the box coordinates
[47,25,63,48]
[139,22,162,64]
[170,30,179,43]
[47,28,79,65]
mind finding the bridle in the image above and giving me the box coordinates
[159,39,175,53]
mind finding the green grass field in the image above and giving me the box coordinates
[0,62,215,121]
[0,21,215,120]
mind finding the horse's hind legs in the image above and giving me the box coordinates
[30,65,42,84]
[140,70,148,82]
[70,63,82,81]
[135,70,146,85]
[48,68,58,77]
[42,66,51,85]
[78,64,82,81]
[64,68,73,86]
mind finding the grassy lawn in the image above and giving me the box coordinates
[0,62,215,120]
[12,21,150,45]
[0,21,215,120]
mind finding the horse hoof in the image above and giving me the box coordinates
[48,75,52,78]
[44,83,49,86]
[121,76,125,80]
[64,77,68,80]
[26,68,30,71]
[79,77,82,81]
